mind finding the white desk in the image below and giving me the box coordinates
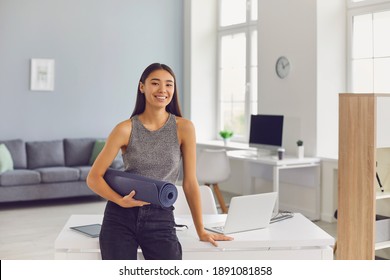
[227,150,321,220]
[55,213,334,260]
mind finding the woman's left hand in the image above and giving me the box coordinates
[198,230,234,247]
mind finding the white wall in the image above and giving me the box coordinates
[317,0,346,158]
[258,0,317,156]
[184,0,218,141]
[258,0,346,158]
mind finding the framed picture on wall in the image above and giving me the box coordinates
[30,58,55,91]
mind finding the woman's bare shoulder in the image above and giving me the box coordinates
[108,119,132,144]
[176,116,194,131]
[114,119,132,132]
[176,117,196,145]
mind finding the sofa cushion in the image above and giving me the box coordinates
[64,138,96,166]
[36,167,80,183]
[0,144,14,174]
[76,166,92,181]
[0,139,27,169]
[111,157,124,170]
[0,169,41,186]
[26,140,65,169]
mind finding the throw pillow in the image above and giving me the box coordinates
[89,140,106,165]
[64,138,95,166]
[0,144,14,173]
[0,139,27,169]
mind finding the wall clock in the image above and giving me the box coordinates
[275,56,291,79]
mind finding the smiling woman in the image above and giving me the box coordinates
[131,63,182,119]
[86,63,233,260]
[139,70,176,113]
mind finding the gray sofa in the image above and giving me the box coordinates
[0,138,123,203]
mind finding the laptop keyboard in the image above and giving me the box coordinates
[212,226,225,232]
[210,212,293,233]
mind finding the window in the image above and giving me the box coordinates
[218,0,258,141]
[348,1,390,92]
[349,0,389,4]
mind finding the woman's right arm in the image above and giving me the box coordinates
[86,120,150,208]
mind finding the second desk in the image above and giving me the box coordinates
[227,150,321,220]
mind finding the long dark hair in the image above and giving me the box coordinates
[130,63,182,118]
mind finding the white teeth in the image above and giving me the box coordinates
[155,96,167,100]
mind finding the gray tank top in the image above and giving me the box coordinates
[122,113,182,184]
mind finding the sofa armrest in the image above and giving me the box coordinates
[110,158,124,170]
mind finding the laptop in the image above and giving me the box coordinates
[204,192,277,234]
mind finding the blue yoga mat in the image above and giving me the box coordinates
[103,168,178,208]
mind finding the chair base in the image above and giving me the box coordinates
[206,183,228,214]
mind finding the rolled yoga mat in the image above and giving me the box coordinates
[103,168,178,208]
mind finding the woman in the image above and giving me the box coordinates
[87,63,232,260]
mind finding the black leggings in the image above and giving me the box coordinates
[99,201,182,260]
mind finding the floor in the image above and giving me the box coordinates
[0,193,337,260]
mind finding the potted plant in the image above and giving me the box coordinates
[296,140,304,159]
[219,130,234,146]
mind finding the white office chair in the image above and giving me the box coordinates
[196,149,230,213]
[173,185,218,215]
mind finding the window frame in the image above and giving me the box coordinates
[347,0,390,92]
[217,0,258,142]
[348,0,390,9]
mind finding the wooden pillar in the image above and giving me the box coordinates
[338,94,376,259]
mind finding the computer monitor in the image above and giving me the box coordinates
[249,114,284,152]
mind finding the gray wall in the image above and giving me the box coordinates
[0,0,183,141]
